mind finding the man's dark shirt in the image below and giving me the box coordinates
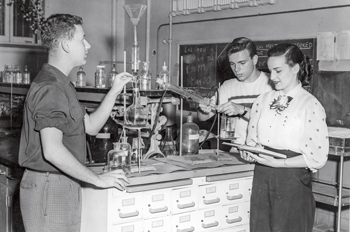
[19,63,86,172]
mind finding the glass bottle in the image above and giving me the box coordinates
[23,65,31,84]
[7,65,14,83]
[125,87,148,126]
[120,137,132,172]
[139,61,152,91]
[88,117,118,164]
[160,126,176,156]
[14,65,22,84]
[76,66,86,87]
[181,114,199,155]
[107,142,125,171]
[158,61,170,90]
[2,65,9,83]
[95,65,106,88]
[108,63,118,88]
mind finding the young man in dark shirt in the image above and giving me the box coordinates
[19,14,131,231]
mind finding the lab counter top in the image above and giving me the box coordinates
[85,151,255,193]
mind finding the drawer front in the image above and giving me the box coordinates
[221,178,252,205]
[197,207,222,231]
[218,224,249,232]
[171,186,198,214]
[171,211,198,232]
[198,183,223,209]
[143,216,172,232]
[111,220,143,232]
[142,189,171,219]
[221,202,250,229]
[110,193,143,224]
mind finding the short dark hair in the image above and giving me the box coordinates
[226,37,257,58]
[267,43,312,85]
[41,14,83,52]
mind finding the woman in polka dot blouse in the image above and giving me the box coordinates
[241,43,329,232]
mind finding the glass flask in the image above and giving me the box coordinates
[181,114,199,155]
[160,126,176,156]
[139,61,152,91]
[220,114,236,140]
[125,87,148,126]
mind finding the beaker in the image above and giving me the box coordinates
[220,115,236,140]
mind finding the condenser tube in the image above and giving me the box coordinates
[156,78,216,109]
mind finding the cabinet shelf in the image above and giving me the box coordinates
[0,83,172,103]
[312,182,350,207]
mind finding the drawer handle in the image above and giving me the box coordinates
[202,221,219,229]
[226,216,243,224]
[177,226,195,232]
[203,197,220,205]
[119,210,139,218]
[227,194,243,201]
[149,206,168,214]
[177,202,195,209]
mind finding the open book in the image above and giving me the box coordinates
[222,142,287,159]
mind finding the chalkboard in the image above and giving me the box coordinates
[179,38,316,111]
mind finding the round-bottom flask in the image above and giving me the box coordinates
[125,88,148,126]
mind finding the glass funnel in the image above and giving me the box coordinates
[124,4,147,74]
[125,87,148,127]
[123,4,147,26]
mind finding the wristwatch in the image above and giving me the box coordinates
[239,106,248,118]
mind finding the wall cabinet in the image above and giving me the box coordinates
[0,0,43,44]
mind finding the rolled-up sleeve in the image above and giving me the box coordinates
[299,99,329,171]
[31,85,70,133]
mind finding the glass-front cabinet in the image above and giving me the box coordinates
[0,0,44,44]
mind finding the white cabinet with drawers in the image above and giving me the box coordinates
[82,173,253,232]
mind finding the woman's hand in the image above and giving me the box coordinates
[249,153,280,168]
[240,150,256,163]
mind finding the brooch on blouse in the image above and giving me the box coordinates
[270,95,293,114]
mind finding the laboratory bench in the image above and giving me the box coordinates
[81,152,254,232]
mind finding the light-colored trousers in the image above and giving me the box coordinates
[20,169,82,232]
